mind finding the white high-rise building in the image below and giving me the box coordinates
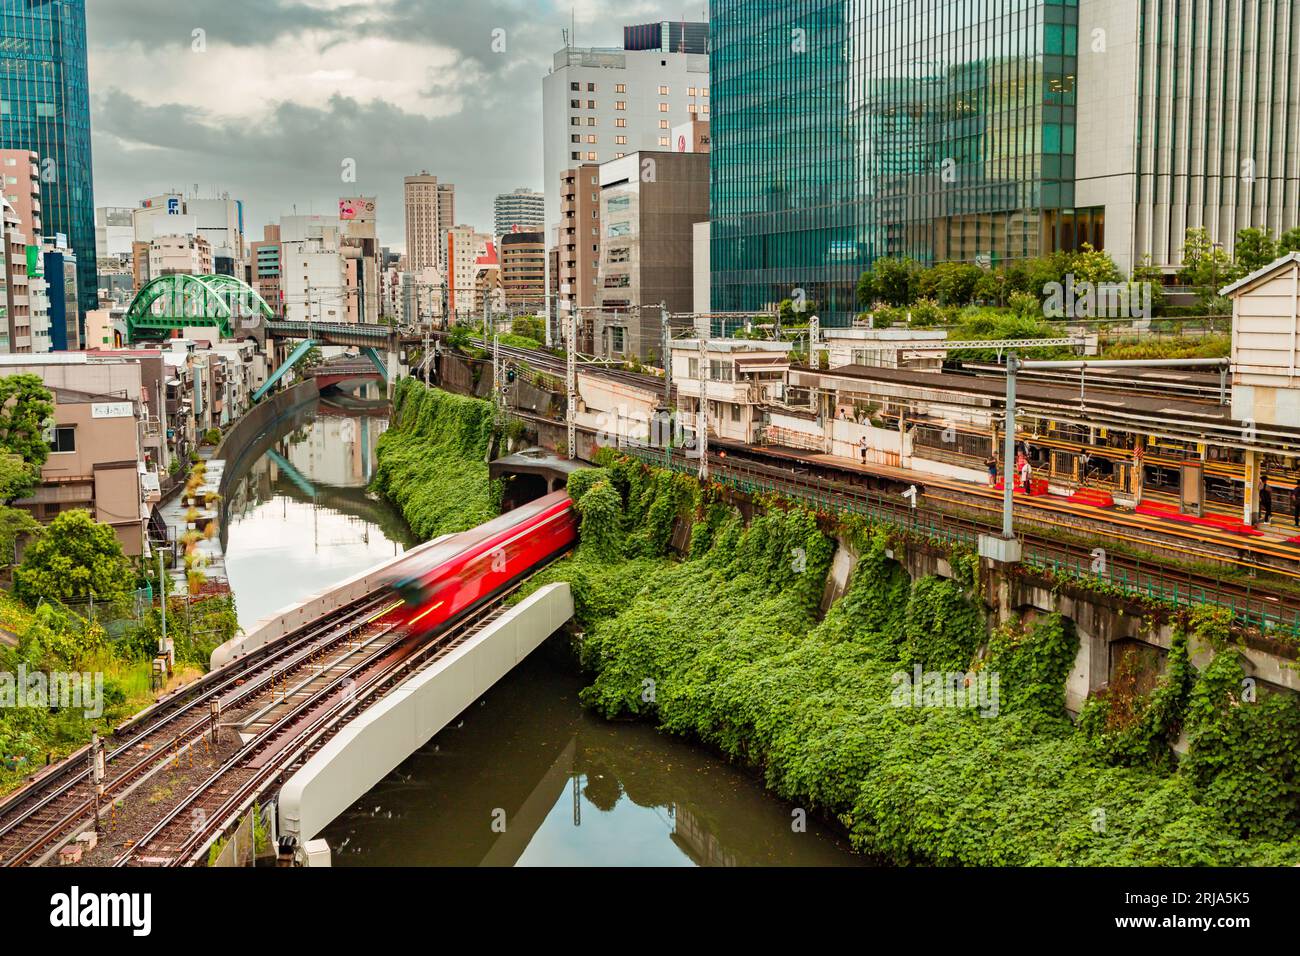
[541,23,709,262]
[494,188,544,236]
[279,215,346,323]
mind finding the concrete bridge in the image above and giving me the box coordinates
[206,536,574,867]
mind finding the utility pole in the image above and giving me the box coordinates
[1001,351,1019,539]
[660,303,672,468]
[567,307,577,459]
[697,315,709,481]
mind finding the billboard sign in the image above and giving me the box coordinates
[339,197,376,221]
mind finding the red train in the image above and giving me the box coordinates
[384,491,578,634]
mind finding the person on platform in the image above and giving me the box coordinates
[1260,475,1273,524]
[1291,482,1300,527]
[1020,457,1033,495]
[985,455,998,487]
[859,435,869,466]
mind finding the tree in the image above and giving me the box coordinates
[929,262,984,306]
[1279,227,1300,255]
[0,506,40,571]
[13,509,134,607]
[863,257,923,307]
[0,374,53,498]
[973,268,1009,306]
[1069,243,1123,285]
[1233,227,1278,274]
[1178,227,1234,308]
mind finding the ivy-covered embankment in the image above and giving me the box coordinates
[525,453,1300,866]
[371,378,505,539]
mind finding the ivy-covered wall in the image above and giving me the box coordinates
[371,379,504,539]
[525,453,1300,866]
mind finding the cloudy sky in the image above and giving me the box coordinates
[87,0,692,249]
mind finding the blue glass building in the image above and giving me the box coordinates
[710,0,1083,325]
[0,0,96,342]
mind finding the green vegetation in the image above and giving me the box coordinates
[518,454,1300,865]
[13,510,135,607]
[370,379,503,539]
[1101,333,1231,361]
[0,577,237,793]
[0,375,54,573]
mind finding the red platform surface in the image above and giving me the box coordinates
[1135,501,1263,536]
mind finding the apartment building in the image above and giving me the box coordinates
[404,172,455,273]
[556,164,602,322]
[500,231,546,312]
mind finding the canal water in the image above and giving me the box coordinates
[221,393,863,867]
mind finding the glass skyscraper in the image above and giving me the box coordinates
[0,0,96,339]
[710,0,1083,325]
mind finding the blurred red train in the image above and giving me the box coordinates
[383,491,577,634]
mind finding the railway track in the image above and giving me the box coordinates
[629,443,1300,634]
[0,592,400,867]
[116,588,525,867]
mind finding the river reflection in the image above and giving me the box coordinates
[222,393,415,629]
[322,651,864,867]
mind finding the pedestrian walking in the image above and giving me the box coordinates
[985,454,998,487]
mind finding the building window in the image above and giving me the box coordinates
[570,82,580,91]
[688,103,697,114]
[587,134,597,143]
[570,134,580,143]
[587,99,596,109]
[659,103,669,112]
[731,403,742,422]
[615,101,626,110]
[48,426,75,453]
[658,136,670,146]
[571,151,581,160]
[688,357,699,379]
[587,152,597,161]
[688,86,696,96]
[659,85,669,95]
[616,83,626,93]
[659,120,669,129]
[570,99,580,108]
[570,117,580,126]
[587,116,596,126]
[615,135,627,145]
[611,327,625,352]
[615,118,626,128]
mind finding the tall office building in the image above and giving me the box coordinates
[542,21,710,320]
[494,188,545,235]
[404,172,455,273]
[0,0,96,323]
[711,0,1300,326]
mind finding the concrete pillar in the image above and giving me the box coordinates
[386,349,400,399]
[1243,449,1259,526]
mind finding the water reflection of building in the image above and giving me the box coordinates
[281,413,388,488]
[672,805,739,867]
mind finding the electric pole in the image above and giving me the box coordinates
[567,307,577,459]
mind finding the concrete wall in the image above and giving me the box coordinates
[278,582,575,853]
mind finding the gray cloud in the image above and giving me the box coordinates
[86,0,672,248]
